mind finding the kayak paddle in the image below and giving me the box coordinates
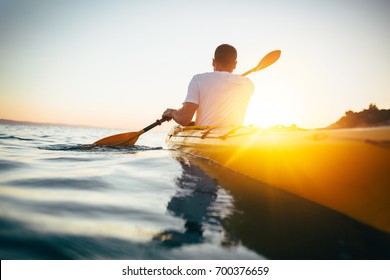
[241,50,281,76]
[94,50,281,147]
[93,118,168,147]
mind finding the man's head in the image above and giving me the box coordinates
[213,44,237,72]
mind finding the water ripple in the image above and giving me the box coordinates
[0,136,34,141]
[0,195,153,220]
[0,159,26,172]
[7,177,109,190]
[38,144,163,152]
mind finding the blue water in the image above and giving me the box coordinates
[0,124,389,260]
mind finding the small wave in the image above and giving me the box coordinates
[43,157,95,162]
[0,159,26,172]
[38,144,96,151]
[0,217,71,260]
[38,144,163,152]
[7,177,109,190]
[0,136,34,141]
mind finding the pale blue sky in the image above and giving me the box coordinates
[1,0,389,129]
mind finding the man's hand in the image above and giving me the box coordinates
[162,108,177,121]
[162,103,198,126]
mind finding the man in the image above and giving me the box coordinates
[162,44,254,127]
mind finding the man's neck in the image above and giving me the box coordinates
[214,67,233,73]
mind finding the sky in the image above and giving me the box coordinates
[0,0,389,130]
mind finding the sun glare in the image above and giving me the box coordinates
[244,74,304,128]
[245,100,295,127]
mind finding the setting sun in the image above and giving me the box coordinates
[245,99,298,127]
[244,71,306,128]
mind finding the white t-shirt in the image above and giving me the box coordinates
[184,72,254,126]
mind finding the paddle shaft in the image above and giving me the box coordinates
[142,118,169,133]
[241,69,254,76]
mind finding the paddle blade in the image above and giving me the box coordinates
[93,131,141,147]
[255,50,281,71]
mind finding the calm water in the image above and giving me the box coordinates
[0,124,389,260]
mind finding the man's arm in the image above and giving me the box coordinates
[162,102,198,126]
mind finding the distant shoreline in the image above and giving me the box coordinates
[0,119,100,129]
[325,104,390,129]
[2,104,389,130]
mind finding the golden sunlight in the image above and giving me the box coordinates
[244,99,297,127]
[244,74,304,127]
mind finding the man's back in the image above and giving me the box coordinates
[185,71,254,126]
[162,44,255,127]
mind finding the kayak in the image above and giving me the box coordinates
[166,125,390,234]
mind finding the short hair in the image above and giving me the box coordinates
[214,44,237,67]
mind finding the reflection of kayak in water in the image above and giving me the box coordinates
[166,125,390,234]
[177,154,390,259]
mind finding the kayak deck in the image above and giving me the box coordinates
[166,125,390,234]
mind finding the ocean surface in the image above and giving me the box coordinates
[0,123,389,260]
